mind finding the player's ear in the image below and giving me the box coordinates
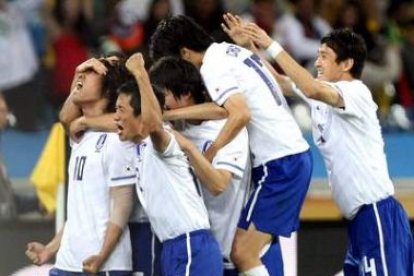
[341,58,354,73]
[180,47,191,60]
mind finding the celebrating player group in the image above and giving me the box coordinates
[25,12,413,276]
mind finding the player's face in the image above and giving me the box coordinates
[163,89,190,110]
[115,93,146,143]
[315,44,344,82]
[72,70,104,105]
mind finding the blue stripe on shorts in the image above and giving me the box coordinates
[161,229,223,276]
[344,196,414,276]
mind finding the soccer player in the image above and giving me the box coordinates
[115,52,223,275]
[59,56,162,276]
[242,23,414,275]
[150,15,313,275]
[149,56,284,276]
[25,58,136,275]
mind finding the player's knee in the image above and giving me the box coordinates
[231,240,254,267]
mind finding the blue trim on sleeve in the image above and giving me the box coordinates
[111,175,137,181]
[216,161,244,174]
[215,86,239,104]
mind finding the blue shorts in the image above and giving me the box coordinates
[49,268,131,276]
[129,222,162,276]
[344,196,414,276]
[223,238,283,276]
[161,229,223,276]
[238,150,312,237]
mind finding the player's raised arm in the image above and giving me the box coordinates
[126,53,170,153]
[173,130,232,196]
[163,102,228,121]
[243,22,344,107]
[204,93,250,162]
[59,58,108,129]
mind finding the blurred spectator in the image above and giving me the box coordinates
[144,0,172,44]
[242,0,283,46]
[184,0,226,40]
[43,0,92,110]
[334,0,402,124]
[107,0,145,55]
[395,3,414,129]
[0,93,40,219]
[0,0,43,131]
[277,0,331,69]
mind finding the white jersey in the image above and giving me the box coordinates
[56,132,136,272]
[180,119,251,263]
[134,131,210,242]
[201,42,309,167]
[307,80,394,218]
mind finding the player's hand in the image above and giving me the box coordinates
[126,53,146,78]
[75,58,107,75]
[25,242,53,265]
[171,129,196,153]
[69,117,86,143]
[82,254,105,274]
[203,143,218,163]
[243,23,274,49]
[221,13,252,49]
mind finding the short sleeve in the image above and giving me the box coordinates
[201,56,241,106]
[106,136,136,187]
[328,81,370,118]
[212,129,249,179]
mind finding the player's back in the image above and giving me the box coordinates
[134,132,210,242]
[201,42,309,167]
[181,119,251,261]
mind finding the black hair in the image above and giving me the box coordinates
[321,29,367,79]
[149,15,214,62]
[100,59,133,113]
[149,56,207,104]
[117,80,165,117]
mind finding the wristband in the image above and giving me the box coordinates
[265,41,283,59]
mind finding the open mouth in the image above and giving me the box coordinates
[75,81,83,90]
[116,123,124,135]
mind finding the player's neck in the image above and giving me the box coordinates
[81,100,107,117]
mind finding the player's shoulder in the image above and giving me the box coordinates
[94,132,135,152]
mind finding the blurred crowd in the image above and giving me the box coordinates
[0,0,414,132]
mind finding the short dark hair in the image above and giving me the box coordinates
[100,59,133,112]
[149,15,214,62]
[149,56,207,104]
[117,80,165,117]
[321,29,367,78]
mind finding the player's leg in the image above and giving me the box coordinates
[232,150,312,275]
[129,222,162,276]
[346,197,414,276]
[231,224,275,276]
[225,239,283,276]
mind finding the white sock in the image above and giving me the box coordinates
[242,265,270,276]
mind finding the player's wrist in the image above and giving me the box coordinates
[265,41,283,59]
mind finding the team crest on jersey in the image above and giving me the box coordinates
[226,45,241,57]
[136,142,147,161]
[95,134,107,152]
[202,140,213,153]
